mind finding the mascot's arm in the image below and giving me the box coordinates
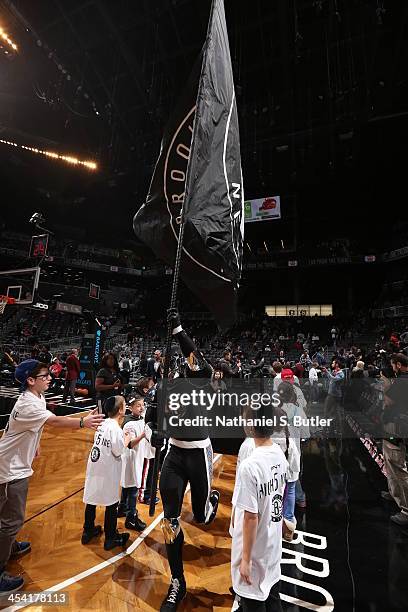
[167,308,213,377]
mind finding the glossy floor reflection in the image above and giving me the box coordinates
[282,436,408,612]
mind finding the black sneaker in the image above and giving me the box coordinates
[205,490,220,524]
[81,525,102,545]
[117,504,127,518]
[0,572,24,596]
[9,541,31,559]
[104,531,130,551]
[125,513,147,531]
[160,577,187,611]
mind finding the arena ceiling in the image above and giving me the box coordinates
[0,0,407,247]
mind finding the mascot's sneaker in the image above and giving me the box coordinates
[160,577,186,611]
[205,490,220,524]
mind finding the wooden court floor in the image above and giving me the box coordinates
[1,418,237,611]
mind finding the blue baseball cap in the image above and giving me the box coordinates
[15,359,41,388]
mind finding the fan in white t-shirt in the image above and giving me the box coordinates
[82,395,142,551]
[0,359,104,596]
[237,406,301,545]
[230,408,288,611]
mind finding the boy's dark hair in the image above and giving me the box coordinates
[105,395,124,417]
[243,404,275,438]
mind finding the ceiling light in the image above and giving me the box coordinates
[0,139,97,171]
[0,26,18,52]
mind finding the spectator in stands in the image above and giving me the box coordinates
[147,350,163,382]
[95,352,122,414]
[210,369,227,392]
[309,362,320,403]
[381,353,408,526]
[49,358,63,390]
[390,332,400,351]
[300,350,312,372]
[62,348,80,404]
[313,347,325,366]
[322,359,345,419]
[218,350,241,384]
[38,345,52,365]
[272,361,283,391]
[30,345,40,359]
[139,352,148,377]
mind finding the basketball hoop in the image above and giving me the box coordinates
[0,295,16,315]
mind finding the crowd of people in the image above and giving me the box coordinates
[0,311,408,609]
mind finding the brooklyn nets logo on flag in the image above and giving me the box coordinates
[134,0,243,329]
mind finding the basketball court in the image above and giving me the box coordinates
[1,414,406,612]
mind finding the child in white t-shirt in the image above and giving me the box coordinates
[237,406,300,543]
[231,405,288,611]
[82,396,133,551]
[117,395,147,531]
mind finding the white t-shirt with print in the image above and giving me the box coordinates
[0,391,53,483]
[121,418,145,489]
[231,444,288,601]
[237,436,300,482]
[83,418,125,506]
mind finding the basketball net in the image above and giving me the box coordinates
[0,295,15,315]
[0,296,8,315]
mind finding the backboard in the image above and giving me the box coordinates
[0,267,41,305]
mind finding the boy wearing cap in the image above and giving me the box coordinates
[0,359,103,596]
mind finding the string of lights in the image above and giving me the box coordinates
[0,139,97,170]
[0,25,18,52]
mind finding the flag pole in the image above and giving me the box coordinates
[148,0,219,517]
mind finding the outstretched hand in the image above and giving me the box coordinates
[167,307,181,329]
[84,408,104,430]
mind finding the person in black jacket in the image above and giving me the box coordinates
[217,350,241,384]
[157,308,219,612]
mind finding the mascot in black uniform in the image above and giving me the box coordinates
[158,308,220,611]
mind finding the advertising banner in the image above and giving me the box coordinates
[244,196,281,222]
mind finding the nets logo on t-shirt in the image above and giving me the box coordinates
[270,494,283,522]
[90,447,100,463]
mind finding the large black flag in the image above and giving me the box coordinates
[133,0,243,329]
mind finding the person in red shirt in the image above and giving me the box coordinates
[49,358,63,391]
[62,348,81,404]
